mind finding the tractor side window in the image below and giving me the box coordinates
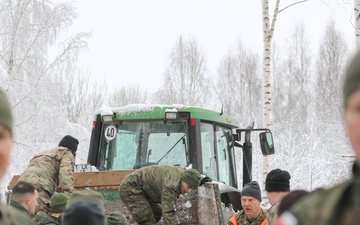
[215,126,234,186]
[200,122,217,181]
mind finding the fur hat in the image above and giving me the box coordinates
[58,135,79,152]
[265,169,291,192]
[0,90,12,134]
[241,181,262,202]
[50,193,69,213]
[181,169,201,188]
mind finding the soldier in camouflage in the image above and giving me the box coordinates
[119,165,201,225]
[19,135,79,212]
[227,181,268,225]
[0,89,36,225]
[107,211,129,225]
[278,51,360,225]
[10,180,39,217]
[33,192,69,225]
[265,169,291,225]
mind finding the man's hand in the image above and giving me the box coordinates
[200,176,212,186]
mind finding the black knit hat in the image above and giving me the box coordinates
[62,201,105,225]
[241,181,262,202]
[58,135,79,152]
[265,169,291,192]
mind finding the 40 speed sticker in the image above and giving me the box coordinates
[104,125,117,141]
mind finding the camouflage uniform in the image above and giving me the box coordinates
[19,146,75,211]
[266,200,280,225]
[227,208,268,225]
[280,164,360,225]
[33,211,61,225]
[0,204,36,225]
[9,199,31,216]
[119,165,185,225]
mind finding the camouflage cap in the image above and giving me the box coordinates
[181,169,201,188]
[107,211,129,225]
[51,193,69,213]
[66,190,105,212]
[0,89,12,134]
[343,51,360,104]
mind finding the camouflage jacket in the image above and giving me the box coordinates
[281,163,360,225]
[19,147,75,195]
[33,211,61,225]
[266,199,280,225]
[9,200,31,216]
[227,208,268,225]
[0,204,36,225]
[120,165,185,225]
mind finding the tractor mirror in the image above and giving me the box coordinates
[259,131,274,155]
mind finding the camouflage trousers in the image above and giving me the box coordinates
[119,184,162,225]
[36,188,52,214]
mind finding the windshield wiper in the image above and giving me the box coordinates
[157,134,186,164]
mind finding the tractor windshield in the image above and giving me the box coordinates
[98,121,189,171]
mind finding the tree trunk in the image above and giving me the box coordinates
[261,0,280,205]
[355,0,360,50]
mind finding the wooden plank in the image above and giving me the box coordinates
[7,170,135,190]
[7,175,20,190]
[74,170,135,188]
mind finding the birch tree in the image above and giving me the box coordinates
[261,0,308,203]
[155,36,210,107]
[216,41,262,126]
[61,69,107,128]
[355,0,360,50]
[108,84,149,106]
[0,0,90,193]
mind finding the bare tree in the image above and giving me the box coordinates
[355,0,360,49]
[108,84,149,106]
[315,19,348,114]
[215,41,262,127]
[269,19,351,192]
[155,36,210,107]
[0,0,90,141]
[61,69,107,128]
[0,0,90,193]
[273,22,312,125]
[261,0,308,204]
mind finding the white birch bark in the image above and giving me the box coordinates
[355,0,360,50]
[261,0,280,205]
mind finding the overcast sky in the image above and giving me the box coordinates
[66,1,354,93]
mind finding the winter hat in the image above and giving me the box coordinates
[107,211,129,225]
[265,169,291,192]
[58,135,79,152]
[50,193,69,213]
[62,201,105,225]
[0,89,12,134]
[343,51,360,104]
[181,169,201,188]
[66,189,105,213]
[241,181,262,202]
